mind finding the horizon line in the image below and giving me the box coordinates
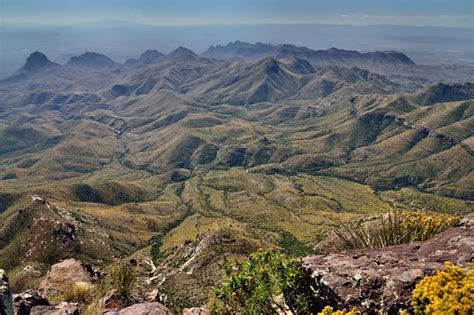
[2,19,473,30]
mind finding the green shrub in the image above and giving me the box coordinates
[278,231,312,257]
[107,262,138,305]
[409,262,473,315]
[330,210,460,251]
[209,249,325,314]
[76,262,138,309]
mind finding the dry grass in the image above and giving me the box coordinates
[50,281,94,305]
[84,300,105,315]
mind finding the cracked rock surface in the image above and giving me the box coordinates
[303,214,474,314]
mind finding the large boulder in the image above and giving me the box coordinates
[0,270,13,315]
[303,214,474,314]
[104,302,173,315]
[38,259,93,298]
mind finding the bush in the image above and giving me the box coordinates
[209,250,328,314]
[409,262,473,315]
[107,262,138,305]
[329,210,460,251]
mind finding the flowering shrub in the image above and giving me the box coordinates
[318,306,358,315]
[410,262,473,315]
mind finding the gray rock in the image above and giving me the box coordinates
[30,302,79,315]
[104,302,173,315]
[0,269,13,315]
[460,212,474,227]
[182,307,208,315]
[303,221,473,314]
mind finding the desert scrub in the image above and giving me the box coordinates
[84,300,105,315]
[105,262,138,305]
[409,262,473,315]
[50,281,94,305]
[328,210,460,251]
[318,306,358,315]
[209,249,328,314]
[89,262,138,308]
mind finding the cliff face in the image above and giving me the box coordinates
[303,214,474,314]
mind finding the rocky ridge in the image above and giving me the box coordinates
[303,213,474,313]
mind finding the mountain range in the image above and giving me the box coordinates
[0,41,472,307]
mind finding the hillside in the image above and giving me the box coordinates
[0,43,473,310]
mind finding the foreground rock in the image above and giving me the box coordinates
[30,302,79,315]
[0,270,13,315]
[38,259,93,298]
[104,302,173,315]
[13,291,49,315]
[303,214,474,313]
[183,307,209,315]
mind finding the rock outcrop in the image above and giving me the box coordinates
[303,214,474,314]
[0,270,13,315]
[104,302,173,315]
[38,259,94,298]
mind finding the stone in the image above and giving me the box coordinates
[0,269,14,315]
[38,259,93,298]
[13,291,49,315]
[104,302,173,315]
[303,219,474,314]
[147,289,168,305]
[182,307,209,315]
[30,302,79,315]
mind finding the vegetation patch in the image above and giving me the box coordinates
[210,249,334,314]
[278,231,312,257]
[0,192,15,214]
[325,210,460,252]
[407,263,473,315]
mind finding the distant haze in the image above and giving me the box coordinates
[2,0,472,27]
[1,22,473,79]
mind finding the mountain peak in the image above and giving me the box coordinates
[23,51,56,71]
[167,47,198,60]
[139,50,164,62]
[67,52,118,68]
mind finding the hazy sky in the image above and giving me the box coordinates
[1,0,473,28]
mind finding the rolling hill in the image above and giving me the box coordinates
[0,43,472,305]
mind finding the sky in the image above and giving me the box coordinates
[1,0,473,28]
